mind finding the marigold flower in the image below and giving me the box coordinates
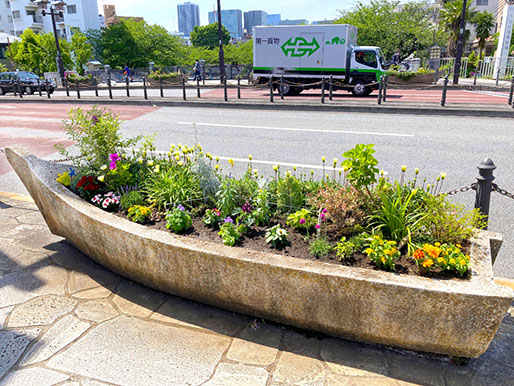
[459,259,467,266]
[56,172,71,186]
[413,249,425,259]
[381,256,387,263]
[437,257,444,263]
[365,248,373,255]
[449,258,456,265]
[422,259,434,268]
[434,242,441,247]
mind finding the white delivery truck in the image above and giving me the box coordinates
[253,24,387,96]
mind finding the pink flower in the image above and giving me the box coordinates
[299,218,306,225]
[102,198,111,208]
[109,153,120,162]
[322,208,327,214]
[315,224,321,229]
[109,161,117,170]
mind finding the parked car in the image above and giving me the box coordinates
[0,71,55,95]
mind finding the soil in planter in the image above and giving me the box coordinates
[114,210,471,280]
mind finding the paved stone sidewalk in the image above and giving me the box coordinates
[1,192,513,386]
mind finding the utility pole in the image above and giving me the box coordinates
[216,0,226,83]
[453,0,468,85]
[36,0,66,81]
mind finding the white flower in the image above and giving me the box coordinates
[100,164,107,171]
[148,160,154,166]
[97,175,105,182]
[154,165,160,173]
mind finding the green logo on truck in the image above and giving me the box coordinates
[281,37,320,57]
[325,37,346,45]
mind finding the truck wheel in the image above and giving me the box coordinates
[351,80,368,97]
[0,87,4,95]
[24,86,34,95]
[278,82,295,96]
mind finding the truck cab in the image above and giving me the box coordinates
[348,46,387,96]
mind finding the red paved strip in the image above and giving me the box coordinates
[0,103,160,177]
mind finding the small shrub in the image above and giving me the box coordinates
[309,237,333,257]
[266,225,289,248]
[91,192,120,211]
[127,205,152,224]
[218,221,243,246]
[335,235,364,261]
[252,186,271,226]
[364,235,400,271]
[286,208,316,231]
[412,242,470,277]
[216,178,239,217]
[276,175,305,213]
[195,157,220,204]
[120,190,145,212]
[148,70,181,81]
[342,144,379,194]
[202,208,223,228]
[165,205,192,233]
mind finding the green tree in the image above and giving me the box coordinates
[474,11,494,59]
[439,0,477,57]
[71,32,93,75]
[84,28,104,62]
[336,0,439,60]
[190,23,230,49]
[225,40,253,64]
[0,63,8,73]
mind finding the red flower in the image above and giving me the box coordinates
[76,176,99,191]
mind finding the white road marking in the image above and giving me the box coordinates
[0,106,16,109]
[0,115,63,123]
[465,90,509,99]
[176,122,414,138]
[0,127,67,139]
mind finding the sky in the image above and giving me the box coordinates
[97,0,358,32]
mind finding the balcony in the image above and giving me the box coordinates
[31,14,44,29]
[55,15,64,24]
[25,1,38,9]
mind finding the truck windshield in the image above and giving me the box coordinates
[377,49,387,69]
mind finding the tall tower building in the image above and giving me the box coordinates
[244,10,267,35]
[208,9,242,38]
[177,2,200,36]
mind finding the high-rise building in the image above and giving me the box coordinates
[177,2,199,36]
[8,0,100,38]
[0,0,13,33]
[266,14,281,26]
[208,9,243,38]
[243,10,267,34]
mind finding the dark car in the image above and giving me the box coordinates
[0,71,55,95]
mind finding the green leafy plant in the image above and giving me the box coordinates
[386,68,434,80]
[218,221,243,246]
[165,206,192,233]
[265,225,289,248]
[309,237,333,257]
[216,178,239,217]
[335,235,365,261]
[286,209,316,231]
[342,144,379,195]
[276,175,305,213]
[364,235,400,271]
[144,164,202,211]
[120,190,145,212]
[252,187,271,226]
[148,69,181,81]
[412,242,470,277]
[127,205,152,224]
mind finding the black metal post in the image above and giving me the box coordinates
[107,72,113,99]
[216,0,226,84]
[269,76,274,103]
[474,157,496,229]
[508,76,514,105]
[38,79,42,97]
[473,65,479,86]
[93,77,98,97]
[321,77,325,104]
[329,75,333,101]
[182,77,186,101]
[237,77,241,99]
[143,76,148,100]
[383,75,388,102]
[441,75,449,107]
[46,79,50,98]
[17,79,22,98]
[196,77,201,98]
[453,0,468,85]
[202,66,205,86]
[434,66,439,84]
[223,76,228,102]
[159,76,163,98]
[377,76,383,105]
[280,76,284,100]
[75,78,80,99]
[64,78,69,96]
[125,77,130,97]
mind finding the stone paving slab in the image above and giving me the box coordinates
[0,192,513,386]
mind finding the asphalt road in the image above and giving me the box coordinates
[1,103,513,277]
[120,107,514,278]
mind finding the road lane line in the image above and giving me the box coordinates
[176,122,414,138]
[0,115,64,123]
[0,106,16,109]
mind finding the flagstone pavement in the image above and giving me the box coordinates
[0,192,513,386]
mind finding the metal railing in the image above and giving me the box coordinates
[480,56,514,79]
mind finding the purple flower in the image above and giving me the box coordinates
[322,208,327,214]
[68,167,76,177]
[177,204,185,211]
[315,224,321,229]
[224,217,233,223]
[109,161,117,170]
[242,202,253,213]
[109,153,121,162]
[299,218,306,225]
[92,115,98,125]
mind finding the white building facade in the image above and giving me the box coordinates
[7,0,100,39]
[0,1,15,34]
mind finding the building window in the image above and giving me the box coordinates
[476,0,488,5]
[8,15,12,23]
[67,5,77,14]
[26,10,35,16]
[12,10,20,19]
[0,46,6,59]
[5,1,10,9]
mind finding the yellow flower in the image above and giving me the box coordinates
[440,172,446,180]
[97,175,105,182]
[364,248,374,255]
[175,155,180,161]
[333,158,338,166]
[148,160,154,166]
[177,161,183,167]
[422,259,434,268]
[138,158,143,164]
[459,259,467,266]
[449,258,456,265]
[154,165,160,173]
[216,156,220,162]
[215,164,220,171]
[56,172,71,186]
[310,170,314,175]
[437,257,444,263]
[434,242,441,247]
[384,249,391,255]
[379,240,384,245]
[293,166,297,171]
[391,247,397,254]
[456,244,462,249]
[401,165,407,172]
[248,154,253,160]
[273,165,279,171]
[322,156,326,163]
[415,167,419,174]
[381,256,387,263]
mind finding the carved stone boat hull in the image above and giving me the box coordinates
[6,147,513,358]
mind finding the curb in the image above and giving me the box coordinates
[1,97,513,118]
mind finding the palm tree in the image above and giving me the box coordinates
[474,11,495,59]
[439,0,477,56]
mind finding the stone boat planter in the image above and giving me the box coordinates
[388,73,435,84]
[6,147,513,358]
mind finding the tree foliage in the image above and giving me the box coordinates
[439,0,477,56]
[190,23,230,49]
[70,32,93,75]
[474,11,494,58]
[335,0,440,59]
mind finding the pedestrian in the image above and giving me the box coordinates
[123,63,132,82]
[193,59,201,81]
[392,50,400,66]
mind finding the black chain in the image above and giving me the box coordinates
[444,183,477,196]
[492,183,514,200]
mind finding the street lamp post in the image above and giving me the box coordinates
[453,0,468,85]
[216,0,226,83]
[35,0,66,80]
